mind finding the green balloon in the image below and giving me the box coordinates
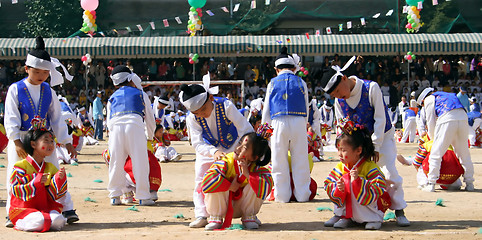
[298,72,304,77]
[407,51,412,55]
[408,19,414,24]
[412,55,416,60]
[407,15,411,20]
[83,23,88,27]
[190,7,196,12]
[188,0,206,9]
[188,20,192,25]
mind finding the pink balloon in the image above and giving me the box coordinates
[81,56,87,61]
[303,70,309,76]
[300,67,305,72]
[406,23,412,29]
[407,55,412,60]
[81,0,99,11]
[196,8,202,13]
[189,58,194,64]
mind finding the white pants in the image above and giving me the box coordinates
[15,210,66,232]
[416,167,462,189]
[205,186,263,221]
[154,146,178,161]
[56,145,74,164]
[75,136,84,152]
[401,117,416,143]
[468,118,481,146]
[428,120,474,184]
[108,123,150,200]
[6,138,74,214]
[83,136,98,145]
[271,116,311,203]
[333,185,383,223]
[378,128,407,210]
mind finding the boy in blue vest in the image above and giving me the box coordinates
[180,74,253,228]
[261,47,311,203]
[319,56,410,227]
[415,88,474,192]
[107,65,156,206]
[4,36,78,226]
[400,107,417,143]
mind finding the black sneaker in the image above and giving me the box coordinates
[5,216,13,228]
[62,209,79,224]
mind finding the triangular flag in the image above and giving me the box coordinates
[338,24,343,31]
[251,0,256,9]
[286,37,291,43]
[403,6,408,13]
[113,29,118,34]
[315,29,320,36]
[126,26,132,32]
[1,48,5,56]
[372,13,380,18]
[305,32,310,39]
[175,17,182,24]
[233,3,240,12]
[12,0,18,4]
[386,9,393,16]
[99,32,105,37]
[347,21,352,29]
[150,22,156,30]
[326,27,332,34]
[418,1,423,9]
[163,19,169,27]
[432,0,438,5]
[136,24,143,32]
[221,6,229,13]
[10,47,16,54]
[280,0,286,2]
[360,18,366,26]
[206,10,214,16]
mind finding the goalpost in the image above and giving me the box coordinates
[141,80,246,108]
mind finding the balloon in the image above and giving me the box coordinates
[303,70,309,76]
[189,59,194,64]
[406,0,423,7]
[408,19,414,24]
[408,59,413,63]
[412,55,416,60]
[192,53,199,61]
[88,57,92,63]
[87,22,93,28]
[407,55,412,60]
[196,8,202,13]
[190,7,196,12]
[81,0,98,11]
[300,67,305,72]
[85,53,91,58]
[195,59,199,64]
[81,56,87,61]
[407,51,412,56]
[189,53,194,58]
[83,60,88,66]
[188,0,206,9]
[406,23,412,29]
[195,24,201,30]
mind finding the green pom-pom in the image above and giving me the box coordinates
[173,213,184,219]
[383,211,396,221]
[67,173,73,177]
[478,228,482,234]
[435,198,445,207]
[94,166,101,169]
[316,207,333,212]
[93,179,103,183]
[158,189,172,192]
[126,206,139,212]
[84,197,96,202]
[0,164,5,168]
[226,223,244,230]
[71,162,79,166]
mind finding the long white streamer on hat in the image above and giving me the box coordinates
[323,55,356,92]
[111,72,143,90]
[25,54,73,87]
[202,72,219,95]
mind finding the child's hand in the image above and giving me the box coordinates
[336,178,345,192]
[350,167,359,181]
[214,151,226,161]
[40,173,50,184]
[229,176,241,192]
[238,159,250,178]
[14,139,28,159]
[58,168,66,179]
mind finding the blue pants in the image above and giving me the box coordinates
[94,119,103,140]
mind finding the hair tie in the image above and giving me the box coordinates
[30,115,48,131]
[256,123,273,140]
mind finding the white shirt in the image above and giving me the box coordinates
[5,79,71,144]
[423,95,468,140]
[334,77,387,152]
[187,99,253,157]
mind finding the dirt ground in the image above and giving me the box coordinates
[0,136,481,240]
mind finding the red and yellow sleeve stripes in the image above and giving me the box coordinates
[351,167,387,206]
[324,165,346,207]
[247,165,273,200]
[47,172,68,200]
[414,144,428,168]
[202,160,232,193]
[10,167,40,202]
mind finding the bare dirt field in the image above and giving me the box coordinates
[0,137,481,240]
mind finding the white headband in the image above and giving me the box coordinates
[275,56,296,68]
[110,72,143,90]
[323,56,356,92]
[180,72,219,112]
[25,54,73,87]
[416,88,434,105]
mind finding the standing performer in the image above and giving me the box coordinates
[319,56,410,226]
[107,65,156,206]
[261,47,311,203]
[320,101,334,143]
[4,36,78,226]
[180,74,253,228]
[400,107,417,143]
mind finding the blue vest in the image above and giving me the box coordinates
[433,92,464,117]
[16,79,52,131]
[467,111,481,126]
[269,72,307,119]
[109,86,145,118]
[404,108,416,121]
[338,80,391,134]
[195,97,238,149]
[308,106,315,126]
[60,102,72,113]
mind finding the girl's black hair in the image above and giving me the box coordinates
[22,128,54,156]
[240,132,271,166]
[155,124,164,133]
[335,127,375,160]
[248,114,261,128]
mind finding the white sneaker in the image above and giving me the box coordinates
[421,183,435,192]
[333,218,352,228]
[139,199,156,206]
[254,216,262,226]
[324,215,341,227]
[189,217,208,228]
[243,221,259,229]
[365,222,382,230]
[465,183,475,192]
[171,154,182,162]
[160,157,169,163]
[396,215,411,227]
[110,197,122,205]
[121,192,134,204]
[204,222,222,230]
[150,191,158,201]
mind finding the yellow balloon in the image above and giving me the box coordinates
[197,20,202,25]
[411,6,417,11]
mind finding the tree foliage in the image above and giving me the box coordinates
[18,0,83,38]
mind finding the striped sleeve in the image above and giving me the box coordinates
[47,172,67,200]
[248,166,273,200]
[9,166,41,202]
[202,160,232,193]
[351,167,387,206]
[324,167,346,207]
[413,145,428,168]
